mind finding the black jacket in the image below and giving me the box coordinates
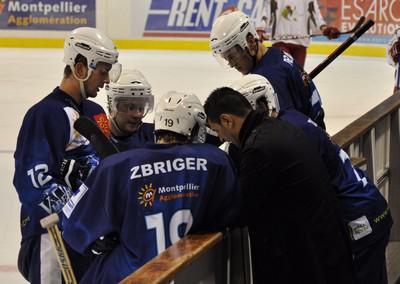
[238,111,355,284]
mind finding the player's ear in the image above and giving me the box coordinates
[74,61,89,80]
[219,114,234,129]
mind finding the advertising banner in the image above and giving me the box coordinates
[0,0,95,30]
[142,0,400,44]
[319,0,400,44]
[143,0,265,38]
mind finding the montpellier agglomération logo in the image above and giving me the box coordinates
[138,183,157,207]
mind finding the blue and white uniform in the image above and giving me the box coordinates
[62,143,241,284]
[252,47,324,128]
[279,109,392,284]
[14,87,108,283]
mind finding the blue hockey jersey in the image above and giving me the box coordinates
[111,122,155,152]
[279,110,392,250]
[252,47,324,126]
[62,143,241,283]
[13,87,109,240]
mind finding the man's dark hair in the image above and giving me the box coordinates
[63,54,88,77]
[204,87,252,123]
[154,130,188,144]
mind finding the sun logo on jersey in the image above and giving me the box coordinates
[138,183,156,207]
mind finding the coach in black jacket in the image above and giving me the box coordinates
[204,87,355,284]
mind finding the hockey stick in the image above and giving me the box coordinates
[395,57,400,93]
[269,16,365,41]
[308,19,375,79]
[38,117,118,283]
[74,116,119,158]
[40,214,77,284]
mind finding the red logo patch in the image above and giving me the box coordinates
[93,113,111,138]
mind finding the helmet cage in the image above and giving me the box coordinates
[106,70,154,116]
[112,97,154,117]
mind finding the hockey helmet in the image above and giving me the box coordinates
[154,91,207,143]
[210,11,258,69]
[230,74,280,113]
[63,27,121,82]
[106,69,154,117]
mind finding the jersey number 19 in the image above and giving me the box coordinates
[145,209,194,254]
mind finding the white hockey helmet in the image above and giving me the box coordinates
[63,27,121,82]
[154,91,207,143]
[210,11,258,67]
[230,74,280,113]
[106,69,154,116]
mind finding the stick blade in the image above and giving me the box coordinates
[74,116,119,158]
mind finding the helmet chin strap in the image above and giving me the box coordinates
[71,65,92,100]
[251,40,259,70]
[79,81,87,99]
[242,42,259,73]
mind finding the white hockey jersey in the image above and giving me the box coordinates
[386,28,400,67]
[259,0,326,47]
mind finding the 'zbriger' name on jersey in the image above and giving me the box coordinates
[130,157,207,180]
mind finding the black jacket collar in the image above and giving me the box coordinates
[239,110,267,148]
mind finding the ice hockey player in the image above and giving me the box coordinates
[210,10,326,129]
[256,0,339,68]
[232,74,393,284]
[387,28,400,93]
[62,91,241,283]
[106,69,155,151]
[13,26,120,283]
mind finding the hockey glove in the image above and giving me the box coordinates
[59,159,92,191]
[256,28,268,43]
[90,232,120,255]
[322,26,340,40]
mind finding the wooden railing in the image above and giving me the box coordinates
[120,233,224,284]
[122,93,400,283]
[332,92,400,240]
[121,228,252,284]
